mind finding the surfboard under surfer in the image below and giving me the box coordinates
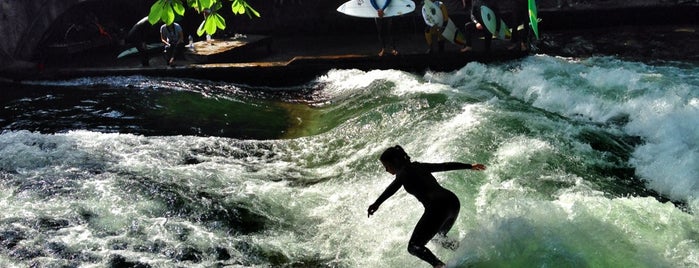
[368,145,486,267]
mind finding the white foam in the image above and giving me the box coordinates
[464,56,699,203]
[450,193,698,267]
[317,69,454,101]
[2,57,698,267]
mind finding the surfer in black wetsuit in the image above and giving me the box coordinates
[507,0,529,51]
[421,1,448,53]
[368,145,486,268]
[462,0,499,52]
[126,17,153,67]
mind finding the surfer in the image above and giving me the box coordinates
[370,0,399,56]
[160,22,184,66]
[421,0,471,53]
[462,0,498,52]
[126,17,152,67]
[507,0,529,51]
[421,1,448,53]
[368,145,486,268]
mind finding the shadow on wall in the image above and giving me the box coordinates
[0,0,149,68]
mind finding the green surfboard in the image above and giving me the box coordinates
[528,0,540,39]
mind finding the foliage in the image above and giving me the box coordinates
[148,0,260,36]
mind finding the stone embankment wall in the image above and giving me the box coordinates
[1,0,84,69]
[0,0,148,71]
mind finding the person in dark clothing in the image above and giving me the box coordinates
[126,17,152,67]
[421,0,448,53]
[371,0,398,56]
[462,0,499,52]
[507,0,529,51]
[368,145,486,268]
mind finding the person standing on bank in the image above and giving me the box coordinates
[462,0,498,52]
[160,22,184,66]
[126,17,152,67]
[507,0,529,51]
[421,0,447,54]
[371,0,399,56]
[368,145,486,268]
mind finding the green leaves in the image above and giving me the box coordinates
[148,0,185,25]
[188,0,214,12]
[198,0,214,9]
[172,1,186,16]
[231,0,260,18]
[148,0,165,25]
[197,12,226,36]
[196,1,223,36]
[148,0,260,36]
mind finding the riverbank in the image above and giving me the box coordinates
[1,2,698,85]
[3,25,694,85]
[2,33,531,86]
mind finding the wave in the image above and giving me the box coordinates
[1,55,697,267]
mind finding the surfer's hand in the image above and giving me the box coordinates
[476,23,483,30]
[471,163,486,171]
[368,204,379,217]
[377,9,385,18]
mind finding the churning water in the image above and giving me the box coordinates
[1,55,697,267]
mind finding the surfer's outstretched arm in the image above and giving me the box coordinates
[368,178,401,217]
[419,162,486,173]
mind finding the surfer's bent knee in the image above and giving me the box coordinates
[407,242,425,256]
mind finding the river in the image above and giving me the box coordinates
[1,55,697,267]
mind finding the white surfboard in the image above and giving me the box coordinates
[422,0,467,45]
[337,0,416,18]
[117,43,163,58]
[422,0,444,27]
[441,19,467,45]
[480,5,511,40]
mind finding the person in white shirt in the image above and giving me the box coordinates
[160,22,184,66]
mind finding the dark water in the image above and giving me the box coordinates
[0,56,697,267]
[2,77,322,139]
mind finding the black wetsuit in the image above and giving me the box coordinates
[371,0,396,52]
[373,162,471,266]
[508,0,529,47]
[126,17,152,66]
[463,0,499,51]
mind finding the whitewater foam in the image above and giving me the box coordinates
[464,56,699,203]
[2,55,698,267]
